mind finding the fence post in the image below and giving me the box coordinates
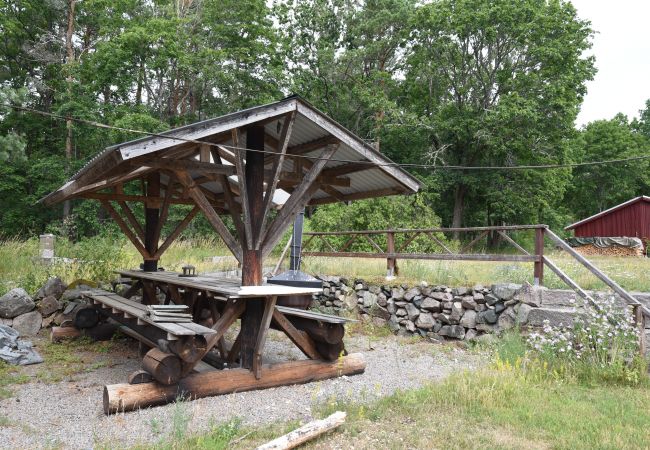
[386,231,396,278]
[634,305,647,357]
[534,227,544,286]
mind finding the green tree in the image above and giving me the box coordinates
[403,0,595,231]
[565,115,650,219]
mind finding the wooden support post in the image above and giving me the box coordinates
[240,125,267,370]
[386,231,396,278]
[103,353,366,414]
[634,305,647,357]
[534,227,544,286]
[143,173,160,273]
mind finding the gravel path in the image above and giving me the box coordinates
[0,333,484,449]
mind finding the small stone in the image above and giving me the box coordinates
[497,311,515,330]
[451,302,464,321]
[439,324,465,339]
[464,328,478,341]
[485,294,498,306]
[36,277,67,300]
[491,283,522,301]
[0,318,12,327]
[453,287,469,296]
[369,304,391,321]
[0,288,35,319]
[443,301,453,309]
[494,302,506,314]
[476,323,498,332]
[354,283,365,291]
[12,311,42,336]
[377,293,388,307]
[369,285,381,294]
[415,312,435,330]
[405,320,416,332]
[372,317,387,327]
[473,292,485,303]
[439,313,451,324]
[517,303,534,325]
[323,287,331,296]
[460,310,477,328]
[412,296,423,308]
[404,287,420,301]
[430,292,452,302]
[396,308,407,317]
[461,296,477,310]
[333,300,343,308]
[388,315,400,332]
[405,303,420,321]
[362,291,378,308]
[38,296,61,317]
[420,298,441,312]
[42,313,57,328]
[515,283,543,307]
[483,309,498,324]
[344,293,358,310]
[476,304,487,312]
[387,299,397,314]
[391,287,405,300]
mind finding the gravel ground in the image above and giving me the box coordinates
[0,332,485,449]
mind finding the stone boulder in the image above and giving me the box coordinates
[362,291,377,308]
[38,295,61,317]
[420,297,441,312]
[0,288,35,319]
[459,310,477,328]
[491,283,522,301]
[460,296,477,310]
[36,277,67,300]
[12,311,42,336]
[405,303,420,321]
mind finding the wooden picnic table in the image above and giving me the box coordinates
[84,269,364,414]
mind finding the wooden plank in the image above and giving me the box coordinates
[261,144,339,258]
[153,206,200,259]
[210,146,245,241]
[300,252,539,262]
[139,159,236,175]
[275,306,356,324]
[152,175,176,246]
[257,112,296,249]
[497,230,530,255]
[308,187,404,206]
[460,230,489,254]
[103,353,366,414]
[425,231,454,254]
[79,192,195,206]
[100,199,150,258]
[542,257,595,303]
[253,296,277,379]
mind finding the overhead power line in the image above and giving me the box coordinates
[5,102,650,171]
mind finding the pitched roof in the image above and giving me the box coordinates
[564,196,650,230]
[41,95,421,206]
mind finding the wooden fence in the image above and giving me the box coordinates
[294,224,648,352]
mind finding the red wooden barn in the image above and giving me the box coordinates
[565,196,650,242]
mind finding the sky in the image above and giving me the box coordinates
[571,0,650,127]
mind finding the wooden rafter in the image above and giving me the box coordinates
[209,145,245,241]
[175,170,242,262]
[153,206,199,259]
[152,175,176,246]
[137,159,236,176]
[100,199,150,258]
[309,187,405,206]
[256,112,296,249]
[261,144,339,258]
[117,201,145,242]
[229,130,253,250]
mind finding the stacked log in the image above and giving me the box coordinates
[574,244,643,257]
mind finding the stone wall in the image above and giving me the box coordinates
[314,276,536,341]
[313,276,650,341]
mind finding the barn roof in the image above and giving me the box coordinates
[564,196,650,230]
[41,95,421,206]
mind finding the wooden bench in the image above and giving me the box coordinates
[81,289,216,341]
[276,305,356,324]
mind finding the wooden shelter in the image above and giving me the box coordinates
[42,95,421,412]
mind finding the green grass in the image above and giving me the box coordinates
[0,360,30,400]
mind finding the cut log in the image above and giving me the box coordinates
[73,306,100,329]
[288,317,344,345]
[104,353,366,414]
[168,335,208,363]
[141,348,182,385]
[50,326,81,342]
[256,411,346,450]
[84,322,118,341]
[128,370,153,385]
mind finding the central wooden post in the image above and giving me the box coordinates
[240,125,266,369]
[143,173,160,272]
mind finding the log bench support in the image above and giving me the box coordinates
[103,352,366,414]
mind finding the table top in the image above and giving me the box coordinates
[117,270,323,299]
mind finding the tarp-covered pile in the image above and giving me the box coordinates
[566,237,644,257]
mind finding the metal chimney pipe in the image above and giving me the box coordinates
[289,209,305,271]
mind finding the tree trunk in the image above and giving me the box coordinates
[451,184,466,240]
[63,0,76,225]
